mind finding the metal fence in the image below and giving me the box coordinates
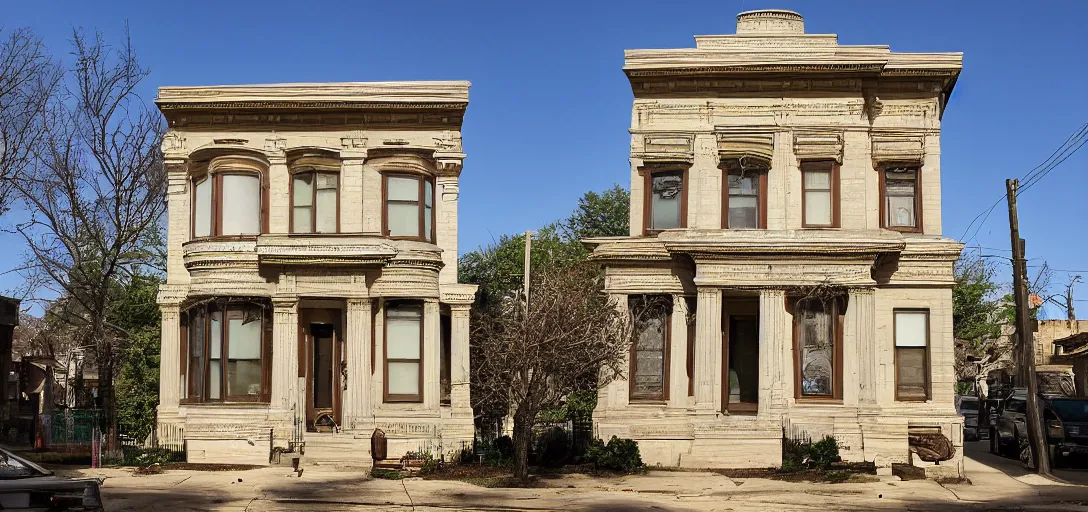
[117,419,186,465]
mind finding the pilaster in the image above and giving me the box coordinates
[164,158,190,283]
[669,294,690,408]
[850,288,878,410]
[158,303,182,411]
[343,298,373,428]
[757,289,787,416]
[449,305,472,415]
[691,134,720,229]
[423,299,441,409]
[436,175,460,284]
[602,294,630,410]
[268,155,289,233]
[340,150,367,233]
[694,287,722,413]
[271,297,299,414]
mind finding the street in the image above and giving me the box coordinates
[49,447,1088,511]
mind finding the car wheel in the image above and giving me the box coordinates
[989,430,999,454]
[1048,445,1063,469]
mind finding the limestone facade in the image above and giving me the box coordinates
[589,10,965,476]
[154,82,476,466]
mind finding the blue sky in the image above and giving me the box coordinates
[3,0,1087,317]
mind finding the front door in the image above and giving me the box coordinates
[301,309,342,431]
[724,312,759,414]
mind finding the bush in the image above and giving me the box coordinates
[781,434,841,472]
[371,468,406,480]
[586,436,642,472]
[534,427,571,468]
[808,436,841,469]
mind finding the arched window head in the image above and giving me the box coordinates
[288,152,341,234]
[190,155,268,239]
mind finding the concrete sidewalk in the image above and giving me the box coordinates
[57,452,1088,511]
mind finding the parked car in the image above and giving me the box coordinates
[0,448,103,510]
[957,395,984,441]
[990,388,1088,467]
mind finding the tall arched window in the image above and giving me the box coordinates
[190,155,268,239]
[289,152,341,234]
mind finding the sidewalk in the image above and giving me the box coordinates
[57,451,1088,511]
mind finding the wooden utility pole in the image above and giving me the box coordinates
[1007,178,1051,475]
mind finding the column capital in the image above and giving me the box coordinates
[848,287,876,296]
[346,297,372,311]
[272,297,299,310]
[340,149,368,162]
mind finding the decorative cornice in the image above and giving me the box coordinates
[440,283,479,306]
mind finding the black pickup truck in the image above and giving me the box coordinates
[990,389,1088,466]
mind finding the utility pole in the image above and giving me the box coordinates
[1007,178,1051,476]
[1066,276,1082,326]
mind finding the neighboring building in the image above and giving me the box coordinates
[1037,319,1088,364]
[1053,333,1088,396]
[155,82,477,466]
[586,10,964,476]
[0,296,18,418]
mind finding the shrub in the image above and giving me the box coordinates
[534,427,571,468]
[371,468,406,480]
[481,435,515,466]
[808,436,841,469]
[586,436,642,472]
[781,434,841,472]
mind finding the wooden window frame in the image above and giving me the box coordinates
[791,297,845,402]
[190,170,269,240]
[383,301,425,403]
[721,163,768,229]
[179,301,271,404]
[878,165,923,233]
[628,295,671,403]
[800,160,840,228]
[381,173,436,243]
[893,308,931,402]
[641,169,688,236]
[289,171,341,234]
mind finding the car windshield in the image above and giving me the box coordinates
[0,450,50,479]
[959,399,979,411]
[1050,399,1088,422]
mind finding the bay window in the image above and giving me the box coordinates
[383,174,435,242]
[292,172,339,233]
[629,295,671,402]
[881,167,922,232]
[894,309,930,401]
[385,302,423,402]
[190,156,267,239]
[793,297,843,400]
[181,300,270,403]
[801,161,839,228]
[643,170,685,234]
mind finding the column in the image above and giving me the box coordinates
[435,176,460,284]
[271,298,299,414]
[423,299,441,409]
[158,304,182,411]
[669,295,690,409]
[268,155,289,233]
[340,151,366,232]
[758,289,787,416]
[449,305,472,416]
[343,298,372,429]
[850,288,878,408]
[164,159,190,283]
[603,294,629,410]
[694,287,722,413]
[362,162,383,233]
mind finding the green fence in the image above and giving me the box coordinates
[47,409,102,448]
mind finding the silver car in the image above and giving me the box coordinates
[0,448,103,510]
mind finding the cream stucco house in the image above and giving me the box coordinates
[154,82,476,466]
[587,10,966,476]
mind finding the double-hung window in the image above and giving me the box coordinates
[894,309,930,401]
[190,156,266,239]
[181,301,270,403]
[384,175,435,242]
[292,172,339,233]
[881,167,922,232]
[801,161,839,228]
[644,170,685,234]
[723,167,766,229]
[385,302,424,402]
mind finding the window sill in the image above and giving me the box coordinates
[794,398,844,406]
[628,399,668,406]
[883,226,923,234]
[187,235,260,243]
[179,401,269,407]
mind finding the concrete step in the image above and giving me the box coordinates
[300,433,372,468]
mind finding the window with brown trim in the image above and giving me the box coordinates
[181,300,271,403]
[643,170,686,234]
[384,301,424,403]
[723,166,767,229]
[383,174,435,242]
[190,158,268,239]
[880,166,922,232]
[801,161,840,228]
[629,295,671,402]
[291,172,339,233]
[792,297,844,400]
[894,309,930,401]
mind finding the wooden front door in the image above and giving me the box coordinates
[301,309,342,431]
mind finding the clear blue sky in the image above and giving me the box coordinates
[3,0,1087,317]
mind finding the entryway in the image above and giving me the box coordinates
[723,296,759,414]
[300,307,343,432]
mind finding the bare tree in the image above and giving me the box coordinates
[12,28,165,449]
[471,261,640,481]
[0,27,62,214]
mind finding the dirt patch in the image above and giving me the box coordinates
[421,463,634,488]
[713,462,876,484]
[154,463,264,472]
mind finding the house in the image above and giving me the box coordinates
[154,82,477,466]
[0,296,18,418]
[585,10,965,477]
[1051,333,1088,396]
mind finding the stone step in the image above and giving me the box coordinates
[299,433,372,468]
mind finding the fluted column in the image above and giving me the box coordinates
[694,287,722,413]
[343,298,372,429]
[158,304,182,410]
[423,299,441,409]
[271,298,299,413]
[450,305,472,415]
[850,288,878,408]
[758,289,787,416]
